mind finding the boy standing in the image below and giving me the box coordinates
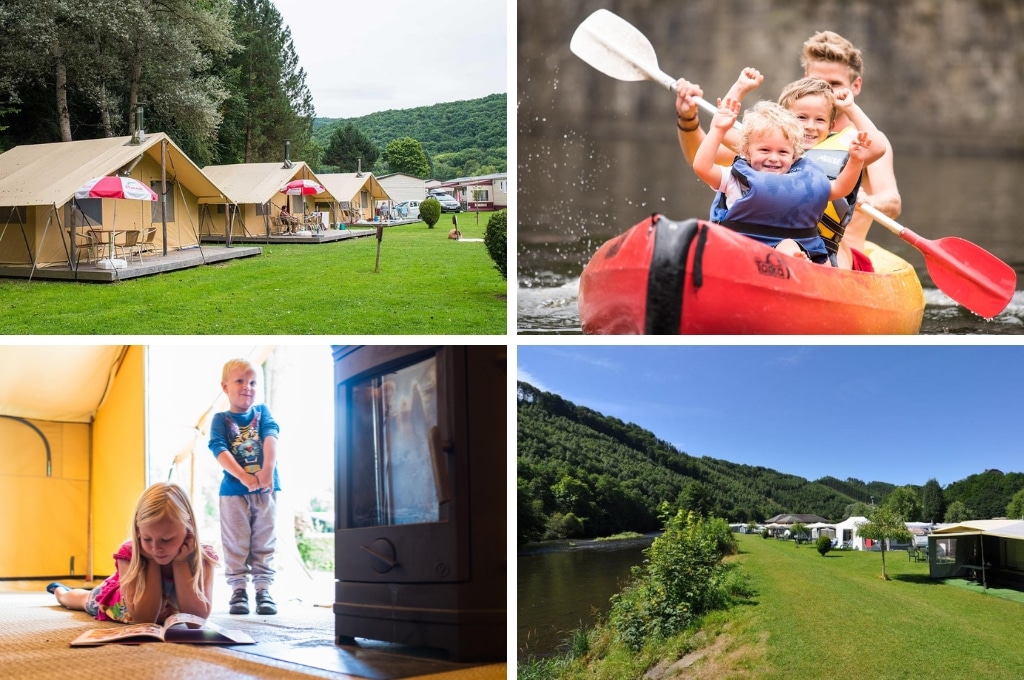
[210,358,280,616]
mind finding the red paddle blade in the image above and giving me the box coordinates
[902,231,1016,319]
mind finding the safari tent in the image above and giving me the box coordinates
[200,161,335,237]
[928,520,1024,586]
[317,172,391,222]
[0,134,228,272]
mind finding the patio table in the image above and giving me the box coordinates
[89,229,127,270]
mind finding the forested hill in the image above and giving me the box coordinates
[312,93,506,180]
[517,382,1024,545]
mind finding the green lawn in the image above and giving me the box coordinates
[722,534,1024,678]
[0,213,506,334]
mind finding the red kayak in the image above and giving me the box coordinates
[578,215,925,334]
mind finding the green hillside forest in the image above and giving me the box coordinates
[517,382,1024,544]
[312,93,506,180]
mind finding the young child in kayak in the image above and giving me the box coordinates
[777,77,883,269]
[692,94,871,264]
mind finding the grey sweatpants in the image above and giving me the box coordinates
[220,492,277,591]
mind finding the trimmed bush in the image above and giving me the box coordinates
[484,209,507,279]
[816,535,833,556]
[420,197,441,228]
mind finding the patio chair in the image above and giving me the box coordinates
[115,230,142,265]
[69,229,98,266]
[138,227,157,256]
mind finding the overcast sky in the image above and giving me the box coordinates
[272,0,508,119]
[518,345,1023,488]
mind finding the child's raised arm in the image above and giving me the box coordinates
[829,131,872,200]
[693,98,741,190]
[723,67,763,103]
[832,88,885,165]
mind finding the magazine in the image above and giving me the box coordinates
[70,612,255,646]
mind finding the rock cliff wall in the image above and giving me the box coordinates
[518,0,1024,155]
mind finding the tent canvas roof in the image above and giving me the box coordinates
[201,162,331,205]
[0,346,127,423]
[0,133,226,208]
[316,173,391,204]
[931,520,1024,540]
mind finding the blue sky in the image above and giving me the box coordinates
[517,345,1022,487]
[273,0,507,119]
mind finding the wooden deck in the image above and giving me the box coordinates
[201,226,377,246]
[0,244,263,283]
[200,220,418,246]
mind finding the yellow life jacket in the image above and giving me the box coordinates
[803,126,862,263]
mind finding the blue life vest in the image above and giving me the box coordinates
[803,126,862,263]
[710,156,831,264]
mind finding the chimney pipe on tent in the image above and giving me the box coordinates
[283,140,294,169]
[357,157,363,177]
[131,106,146,145]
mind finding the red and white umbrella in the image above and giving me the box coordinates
[75,175,158,201]
[280,179,325,196]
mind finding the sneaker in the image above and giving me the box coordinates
[255,589,277,615]
[228,588,249,615]
[46,582,68,594]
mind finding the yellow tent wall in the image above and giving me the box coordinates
[0,418,90,578]
[91,345,146,579]
[0,346,145,581]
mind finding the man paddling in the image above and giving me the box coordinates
[800,31,900,270]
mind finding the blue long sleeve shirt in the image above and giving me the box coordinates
[209,404,281,496]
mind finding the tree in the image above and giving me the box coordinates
[215,0,315,165]
[419,197,441,229]
[1007,488,1024,520]
[677,480,713,517]
[790,522,808,544]
[323,123,378,171]
[945,500,972,523]
[881,486,922,523]
[921,478,946,524]
[858,507,912,580]
[484,210,506,279]
[383,136,430,177]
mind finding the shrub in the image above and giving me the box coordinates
[761,528,770,539]
[545,511,584,539]
[420,197,441,228]
[608,510,732,651]
[816,535,833,556]
[484,209,507,279]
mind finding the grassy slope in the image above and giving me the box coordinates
[721,534,1024,678]
[0,214,506,335]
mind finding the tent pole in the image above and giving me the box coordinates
[161,138,168,256]
[980,537,987,589]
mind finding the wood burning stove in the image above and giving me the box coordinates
[332,345,505,661]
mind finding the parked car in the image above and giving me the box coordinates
[393,200,421,219]
[431,193,463,213]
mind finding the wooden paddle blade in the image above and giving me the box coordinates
[903,231,1016,319]
[570,9,676,89]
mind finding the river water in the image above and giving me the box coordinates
[517,133,1024,334]
[517,537,652,662]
